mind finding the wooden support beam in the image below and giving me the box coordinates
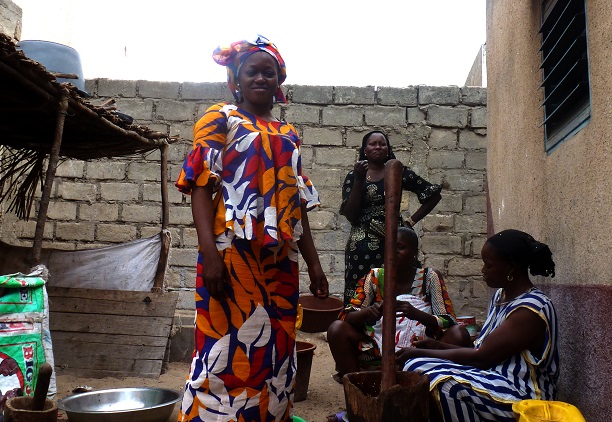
[33,89,69,264]
[380,159,403,391]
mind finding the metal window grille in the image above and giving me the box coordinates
[539,0,591,152]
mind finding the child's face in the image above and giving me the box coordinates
[396,232,416,266]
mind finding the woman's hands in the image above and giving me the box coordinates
[396,300,417,319]
[202,251,231,301]
[353,160,368,181]
[395,346,424,367]
[308,265,329,299]
[192,183,230,301]
[363,302,383,324]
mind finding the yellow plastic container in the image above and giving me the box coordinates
[513,400,586,422]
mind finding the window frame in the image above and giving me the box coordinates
[539,0,591,153]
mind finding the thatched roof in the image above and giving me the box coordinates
[0,33,180,219]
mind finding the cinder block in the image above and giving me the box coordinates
[422,214,455,232]
[455,214,487,234]
[421,234,462,254]
[436,169,485,192]
[170,122,195,142]
[461,87,487,106]
[470,107,487,128]
[182,228,198,247]
[301,127,343,146]
[47,201,77,221]
[314,147,356,167]
[307,167,347,188]
[56,222,95,241]
[155,99,195,121]
[307,210,337,230]
[169,248,198,267]
[466,151,487,170]
[181,82,229,101]
[96,224,137,242]
[291,85,333,104]
[459,130,487,150]
[79,203,119,221]
[448,257,484,276]
[377,86,418,106]
[138,81,180,99]
[334,86,376,105]
[87,161,126,180]
[100,182,139,201]
[364,106,406,126]
[436,193,464,213]
[321,106,364,126]
[465,195,487,213]
[419,86,460,105]
[113,98,154,120]
[98,79,137,97]
[169,206,195,226]
[56,160,85,178]
[121,205,161,223]
[283,104,320,124]
[57,182,97,201]
[426,105,469,128]
[427,150,466,169]
[407,107,426,124]
[127,162,162,181]
[428,128,458,149]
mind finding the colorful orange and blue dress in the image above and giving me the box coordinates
[175,103,320,422]
[340,267,457,360]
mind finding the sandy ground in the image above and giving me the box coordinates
[54,330,345,422]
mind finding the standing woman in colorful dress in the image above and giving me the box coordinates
[175,35,328,422]
[340,131,442,304]
[397,229,559,422]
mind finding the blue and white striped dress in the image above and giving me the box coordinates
[403,288,559,422]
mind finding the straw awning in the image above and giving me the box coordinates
[0,33,179,265]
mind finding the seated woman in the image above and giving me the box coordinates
[397,229,558,422]
[327,227,470,381]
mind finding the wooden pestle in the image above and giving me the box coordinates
[380,159,403,391]
[31,363,52,411]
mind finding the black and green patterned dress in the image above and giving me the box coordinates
[340,167,441,304]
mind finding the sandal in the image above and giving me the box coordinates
[326,411,346,422]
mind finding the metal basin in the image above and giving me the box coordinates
[57,387,182,422]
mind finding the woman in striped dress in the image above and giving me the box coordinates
[397,229,559,421]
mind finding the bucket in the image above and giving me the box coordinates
[343,371,430,422]
[456,315,477,337]
[294,341,316,402]
[16,40,89,96]
[3,397,58,422]
[512,399,586,422]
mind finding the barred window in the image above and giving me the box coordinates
[539,0,591,152]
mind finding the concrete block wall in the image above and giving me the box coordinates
[0,80,488,323]
[0,0,22,40]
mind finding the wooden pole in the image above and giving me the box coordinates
[380,159,403,391]
[33,90,69,264]
[152,144,170,292]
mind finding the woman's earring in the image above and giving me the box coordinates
[506,274,513,282]
[237,90,244,103]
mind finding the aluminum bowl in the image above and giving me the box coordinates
[57,387,182,422]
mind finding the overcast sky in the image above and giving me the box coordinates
[14,0,485,88]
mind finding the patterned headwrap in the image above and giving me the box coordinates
[212,35,287,103]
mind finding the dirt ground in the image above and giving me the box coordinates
[54,330,346,422]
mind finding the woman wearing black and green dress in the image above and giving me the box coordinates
[340,131,441,305]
